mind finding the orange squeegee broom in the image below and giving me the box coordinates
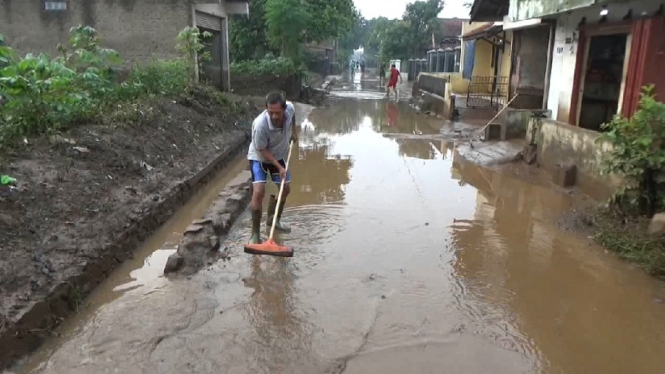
[244,140,295,258]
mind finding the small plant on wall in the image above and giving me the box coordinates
[598,85,665,217]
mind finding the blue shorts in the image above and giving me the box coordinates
[249,160,291,184]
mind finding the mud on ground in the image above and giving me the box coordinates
[0,86,261,367]
[557,205,665,278]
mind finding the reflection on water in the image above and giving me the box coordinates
[22,99,665,374]
[450,156,665,374]
[241,257,316,372]
[235,100,665,374]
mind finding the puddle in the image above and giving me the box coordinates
[13,87,665,374]
[12,152,251,373]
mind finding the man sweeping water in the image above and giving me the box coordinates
[246,92,298,253]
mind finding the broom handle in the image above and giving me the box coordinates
[471,93,519,141]
[269,140,294,240]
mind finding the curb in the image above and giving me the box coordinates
[165,172,252,275]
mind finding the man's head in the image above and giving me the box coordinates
[391,64,396,68]
[265,91,287,126]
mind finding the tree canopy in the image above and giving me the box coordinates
[229,0,454,69]
[229,0,356,62]
[337,0,448,64]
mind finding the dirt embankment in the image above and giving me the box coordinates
[0,86,261,368]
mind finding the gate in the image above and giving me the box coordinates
[465,76,508,109]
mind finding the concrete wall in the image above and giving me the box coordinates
[545,0,661,123]
[509,0,602,21]
[230,74,302,100]
[419,74,447,97]
[0,0,245,64]
[430,72,468,93]
[499,31,513,80]
[1,0,192,61]
[416,73,453,118]
[526,117,621,198]
[511,26,550,109]
[501,108,551,139]
[473,39,494,77]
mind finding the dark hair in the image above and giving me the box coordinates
[391,64,396,68]
[265,91,286,109]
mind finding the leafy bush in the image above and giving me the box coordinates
[230,55,301,76]
[0,26,209,144]
[0,26,121,142]
[598,85,665,217]
[124,59,188,97]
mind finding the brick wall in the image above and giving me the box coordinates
[0,0,197,63]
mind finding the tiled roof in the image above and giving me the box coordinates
[438,18,465,38]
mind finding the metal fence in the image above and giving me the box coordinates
[465,76,509,109]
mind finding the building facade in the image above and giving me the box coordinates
[471,0,665,130]
[0,0,249,91]
[505,0,664,130]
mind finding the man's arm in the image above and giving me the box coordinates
[260,148,283,170]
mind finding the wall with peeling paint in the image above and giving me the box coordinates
[545,0,662,122]
[507,0,635,21]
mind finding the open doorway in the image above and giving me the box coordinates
[578,33,628,131]
[198,28,223,88]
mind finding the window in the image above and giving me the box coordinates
[44,1,68,10]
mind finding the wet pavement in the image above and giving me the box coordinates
[8,73,665,374]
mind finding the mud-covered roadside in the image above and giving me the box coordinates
[0,86,261,368]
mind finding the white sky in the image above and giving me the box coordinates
[353,0,470,20]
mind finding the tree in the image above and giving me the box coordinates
[402,0,445,56]
[230,0,355,63]
[379,21,411,61]
[228,0,275,61]
[304,0,356,43]
[264,0,311,60]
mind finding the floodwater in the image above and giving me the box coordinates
[9,73,665,374]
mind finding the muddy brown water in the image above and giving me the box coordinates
[9,97,665,374]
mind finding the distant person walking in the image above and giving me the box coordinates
[386,64,402,99]
[379,63,386,86]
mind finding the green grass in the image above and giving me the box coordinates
[589,208,665,278]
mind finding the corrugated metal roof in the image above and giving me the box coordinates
[469,0,509,22]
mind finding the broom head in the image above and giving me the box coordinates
[244,238,293,257]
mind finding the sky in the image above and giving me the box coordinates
[353,0,470,20]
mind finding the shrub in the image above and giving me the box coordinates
[0,26,210,144]
[230,55,301,76]
[598,85,665,217]
[0,27,119,142]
